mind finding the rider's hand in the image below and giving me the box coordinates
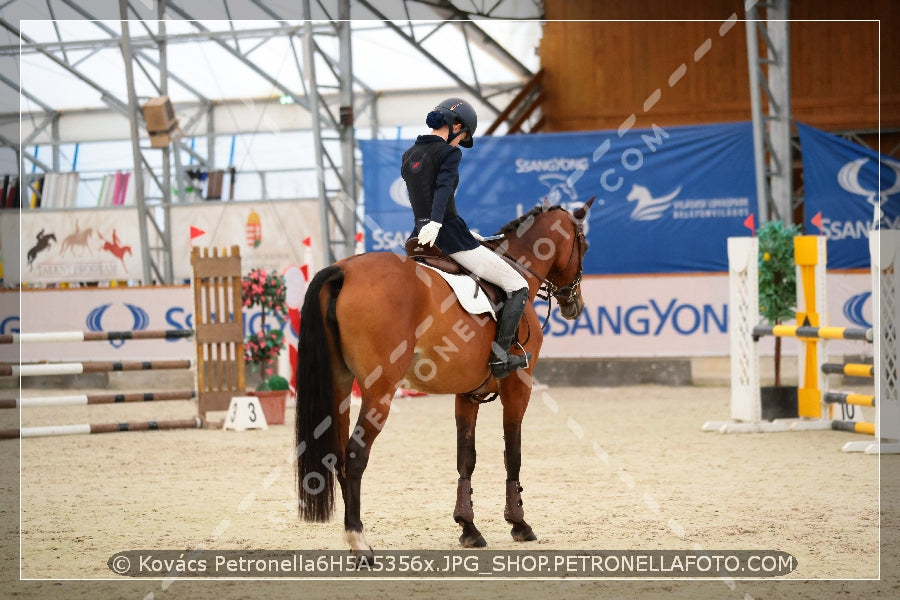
[418,221,442,247]
[470,230,484,241]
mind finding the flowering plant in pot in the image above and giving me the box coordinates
[242,268,289,423]
[757,220,800,418]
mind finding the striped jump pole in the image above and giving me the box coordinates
[824,391,875,408]
[0,359,195,378]
[822,363,875,378]
[1,390,197,409]
[752,325,873,342]
[0,329,194,344]
[831,420,876,436]
[0,417,202,439]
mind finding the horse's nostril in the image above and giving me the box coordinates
[560,297,584,320]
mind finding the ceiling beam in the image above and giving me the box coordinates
[355,0,504,115]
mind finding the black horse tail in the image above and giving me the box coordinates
[295,264,345,522]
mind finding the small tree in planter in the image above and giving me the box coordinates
[242,268,288,391]
[757,220,800,417]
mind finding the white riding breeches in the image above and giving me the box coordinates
[450,245,528,294]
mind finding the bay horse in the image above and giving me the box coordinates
[295,198,594,559]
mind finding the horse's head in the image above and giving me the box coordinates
[497,197,594,321]
[550,197,593,319]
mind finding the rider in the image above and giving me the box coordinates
[402,97,531,380]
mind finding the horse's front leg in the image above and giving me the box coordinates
[501,377,538,542]
[454,394,486,548]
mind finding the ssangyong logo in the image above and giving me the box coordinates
[538,174,579,204]
[837,158,900,210]
[389,177,410,207]
[842,292,871,329]
[86,303,150,347]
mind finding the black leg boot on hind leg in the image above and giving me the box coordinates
[490,288,532,380]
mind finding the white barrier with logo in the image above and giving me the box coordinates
[10,286,195,362]
[0,269,871,362]
[538,272,870,358]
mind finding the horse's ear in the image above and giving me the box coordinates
[573,196,596,220]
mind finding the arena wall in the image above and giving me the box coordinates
[539,0,898,151]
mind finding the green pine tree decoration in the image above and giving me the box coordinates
[757,220,800,387]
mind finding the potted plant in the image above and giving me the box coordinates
[242,267,289,424]
[757,220,800,419]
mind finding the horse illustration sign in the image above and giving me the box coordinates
[20,210,142,283]
[4,200,323,286]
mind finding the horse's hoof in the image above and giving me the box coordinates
[345,530,374,565]
[458,520,488,548]
[510,521,537,542]
[350,547,375,567]
[459,532,488,548]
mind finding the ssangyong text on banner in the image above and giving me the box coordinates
[360,121,758,275]
[1,270,870,361]
[797,122,900,269]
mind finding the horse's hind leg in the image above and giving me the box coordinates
[342,379,397,562]
[454,394,486,548]
[329,371,358,551]
[501,379,538,542]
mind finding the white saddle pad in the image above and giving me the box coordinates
[419,264,496,320]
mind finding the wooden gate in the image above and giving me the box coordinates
[191,245,245,418]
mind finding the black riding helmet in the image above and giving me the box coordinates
[434,97,477,148]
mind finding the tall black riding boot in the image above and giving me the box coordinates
[489,288,532,379]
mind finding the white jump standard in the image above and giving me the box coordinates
[704,231,899,454]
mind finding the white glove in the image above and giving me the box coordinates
[470,230,484,241]
[418,221,442,247]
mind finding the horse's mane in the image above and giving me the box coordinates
[495,203,567,236]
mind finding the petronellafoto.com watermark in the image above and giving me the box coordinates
[109,550,797,578]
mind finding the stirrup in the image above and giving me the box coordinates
[489,345,531,380]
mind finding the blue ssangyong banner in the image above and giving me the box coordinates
[360,121,758,275]
[797,122,900,270]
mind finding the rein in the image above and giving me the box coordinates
[489,228,586,329]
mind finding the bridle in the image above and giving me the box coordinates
[540,227,586,306]
[493,218,587,326]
